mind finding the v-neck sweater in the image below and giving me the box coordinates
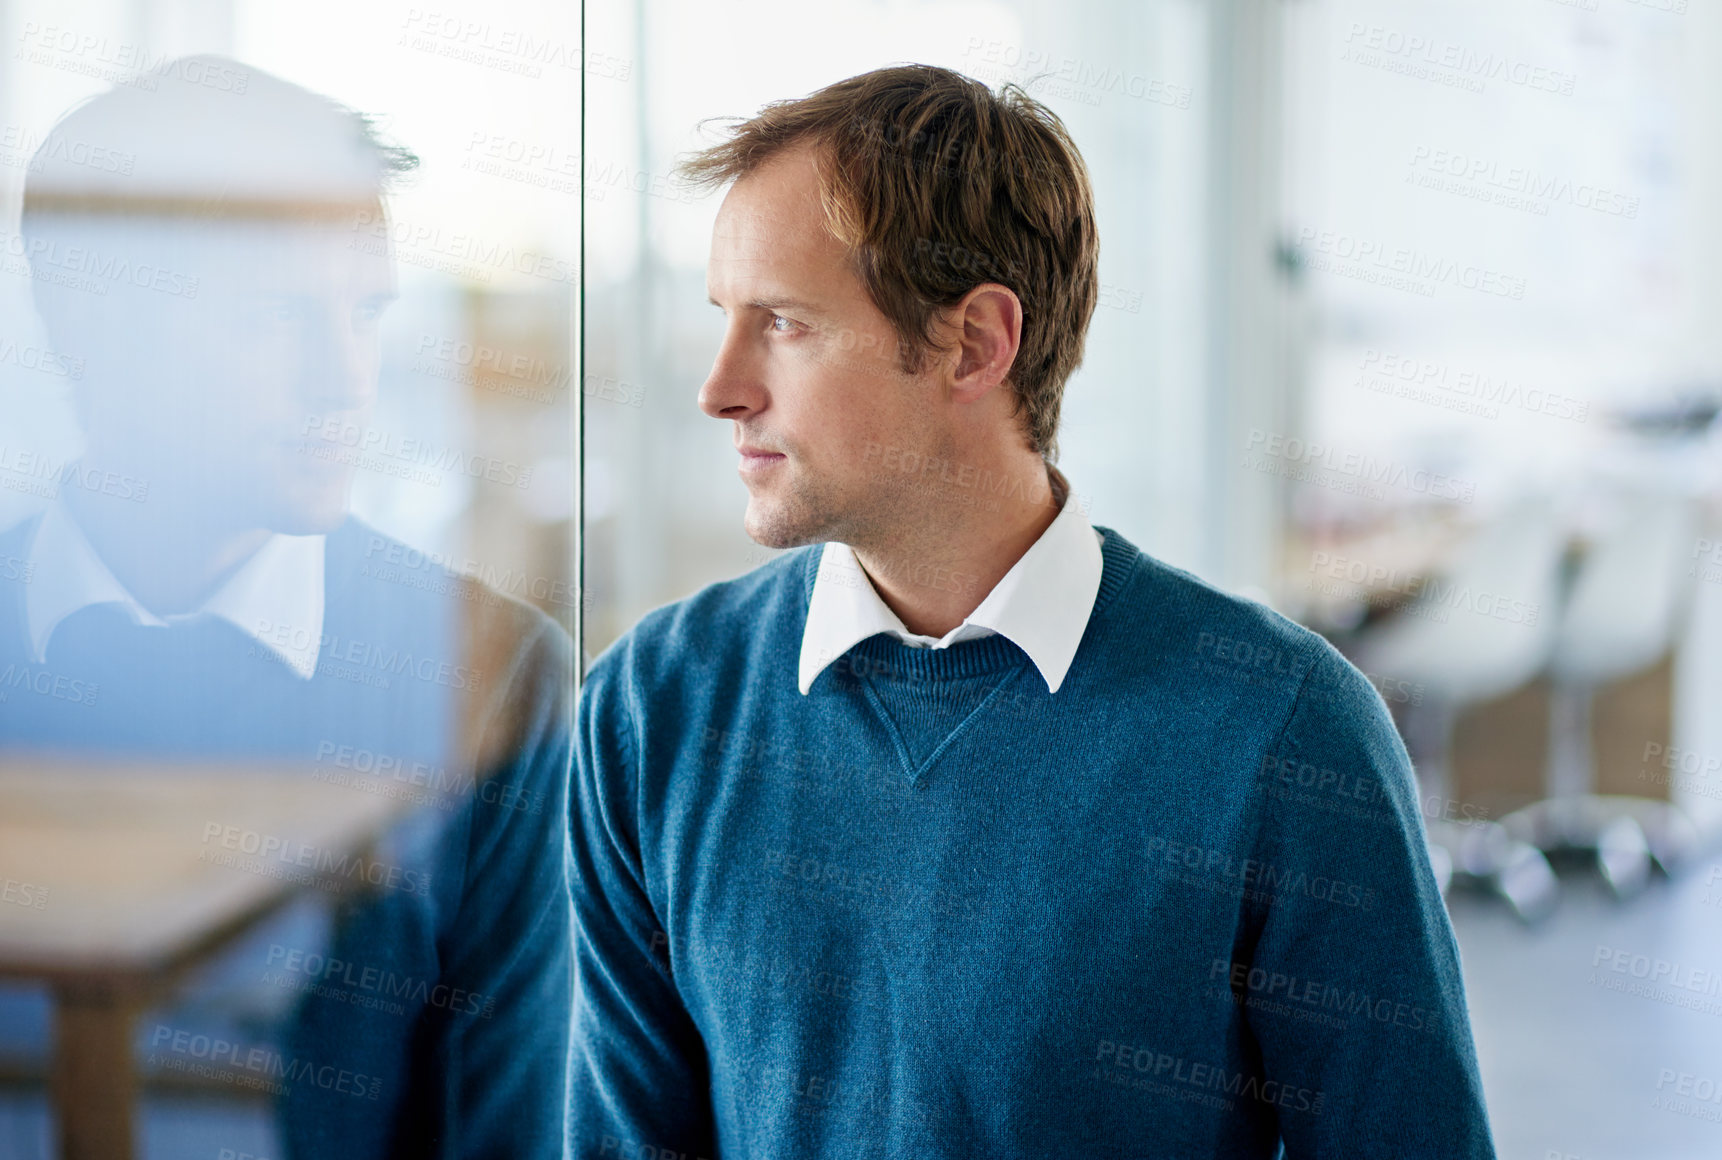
[571,526,1495,1159]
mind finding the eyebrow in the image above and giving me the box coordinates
[707,294,828,318]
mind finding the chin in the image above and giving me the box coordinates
[743,497,825,551]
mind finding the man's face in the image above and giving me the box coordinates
[58,212,397,534]
[701,145,948,550]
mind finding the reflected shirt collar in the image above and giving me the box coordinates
[798,483,1103,696]
[23,501,326,680]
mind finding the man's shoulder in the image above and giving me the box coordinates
[1094,532,1403,809]
[588,545,817,685]
[1097,527,1358,709]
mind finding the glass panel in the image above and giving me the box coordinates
[0,2,577,1156]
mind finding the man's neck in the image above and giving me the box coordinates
[851,459,1067,639]
[63,483,271,618]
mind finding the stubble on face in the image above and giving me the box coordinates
[741,418,959,565]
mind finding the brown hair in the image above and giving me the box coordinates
[677,64,1099,459]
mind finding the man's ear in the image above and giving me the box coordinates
[947,282,1022,404]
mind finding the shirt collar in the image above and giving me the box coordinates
[798,486,1103,696]
[23,501,326,680]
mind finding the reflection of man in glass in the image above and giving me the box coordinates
[0,58,570,1157]
[573,66,1495,1157]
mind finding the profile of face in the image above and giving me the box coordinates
[42,212,398,536]
[701,146,951,551]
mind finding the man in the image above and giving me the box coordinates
[573,65,1495,1158]
[0,59,571,1158]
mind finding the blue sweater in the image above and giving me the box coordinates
[572,527,1495,1158]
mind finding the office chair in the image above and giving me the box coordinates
[1354,492,1568,921]
[1500,486,1702,896]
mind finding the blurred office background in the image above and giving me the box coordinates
[588,0,1722,1156]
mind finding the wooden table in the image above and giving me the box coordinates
[1285,507,1473,633]
[0,761,407,1160]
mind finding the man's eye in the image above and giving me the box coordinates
[769,315,796,334]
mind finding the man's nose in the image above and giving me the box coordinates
[697,325,767,419]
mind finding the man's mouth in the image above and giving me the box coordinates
[736,444,787,472]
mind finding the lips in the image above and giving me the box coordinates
[736,444,786,474]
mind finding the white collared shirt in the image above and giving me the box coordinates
[23,501,327,680]
[798,488,1104,695]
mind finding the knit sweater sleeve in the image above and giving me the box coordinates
[1242,645,1496,1159]
[571,637,718,1159]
